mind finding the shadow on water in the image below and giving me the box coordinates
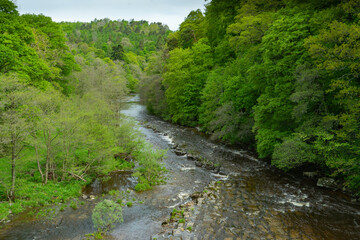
[1,94,360,240]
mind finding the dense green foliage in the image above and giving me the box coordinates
[0,0,167,220]
[60,19,169,57]
[140,0,360,194]
[60,19,170,92]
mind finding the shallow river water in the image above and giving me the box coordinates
[1,95,360,240]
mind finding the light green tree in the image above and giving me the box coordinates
[163,39,213,126]
[0,75,35,200]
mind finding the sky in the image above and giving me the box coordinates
[15,0,206,30]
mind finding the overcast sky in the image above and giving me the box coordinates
[15,0,206,30]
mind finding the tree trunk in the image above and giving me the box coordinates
[35,141,44,183]
[9,133,16,201]
[44,129,50,184]
[61,139,69,181]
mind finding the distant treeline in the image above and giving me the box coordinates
[60,19,170,59]
[140,0,360,194]
[60,19,170,91]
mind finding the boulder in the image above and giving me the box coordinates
[195,161,203,167]
[174,149,186,156]
[190,192,202,201]
[187,154,197,161]
[317,177,337,189]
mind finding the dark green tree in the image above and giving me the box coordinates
[111,44,126,61]
[0,0,18,14]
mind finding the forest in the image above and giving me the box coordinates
[140,0,360,194]
[1,0,360,225]
[0,0,168,220]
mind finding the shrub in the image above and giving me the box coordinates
[132,143,166,191]
[92,200,123,232]
[70,201,78,210]
[272,136,316,171]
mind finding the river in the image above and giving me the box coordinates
[0,95,360,240]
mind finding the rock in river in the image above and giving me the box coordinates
[317,177,337,189]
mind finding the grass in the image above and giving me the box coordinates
[0,202,10,220]
[109,190,120,197]
[134,182,151,192]
[170,207,186,222]
[0,179,84,221]
[85,230,104,240]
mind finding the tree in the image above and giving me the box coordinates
[22,14,77,93]
[166,32,180,51]
[0,0,18,15]
[204,0,243,47]
[72,55,128,109]
[272,136,317,170]
[252,9,312,158]
[227,4,274,52]
[139,51,169,118]
[0,75,34,200]
[57,99,81,181]
[0,10,55,88]
[178,10,206,49]
[111,44,126,61]
[163,39,213,126]
[305,20,360,190]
